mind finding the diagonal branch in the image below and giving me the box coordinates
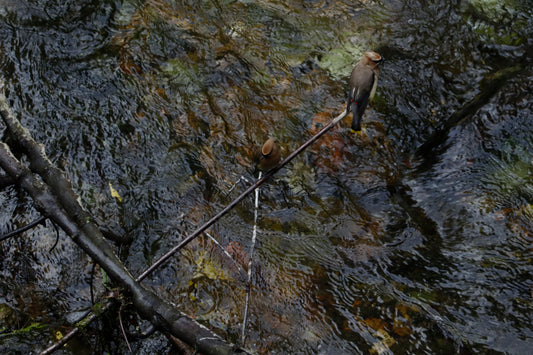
[136,109,348,282]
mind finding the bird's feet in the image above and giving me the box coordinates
[349,126,367,137]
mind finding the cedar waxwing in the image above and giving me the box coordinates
[347,51,383,132]
[254,138,281,172]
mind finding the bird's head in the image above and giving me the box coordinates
[261,138,276,159]
[363,51,384,68]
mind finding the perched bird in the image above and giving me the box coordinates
[347,51,383,132]
[254,138,281,172]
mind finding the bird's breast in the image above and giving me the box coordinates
[369,73,378,101]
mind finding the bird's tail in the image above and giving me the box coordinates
[350,102,362,131]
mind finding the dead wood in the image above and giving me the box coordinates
[0,90,246,355]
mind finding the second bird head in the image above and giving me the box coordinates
[255,138,281,172]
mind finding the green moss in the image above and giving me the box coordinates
[466,0,530,46]
[1,322,47,336]
[318,43,365,80]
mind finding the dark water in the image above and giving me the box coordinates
[1,0,532,353]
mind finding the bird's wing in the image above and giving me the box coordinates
[351,69,375,103]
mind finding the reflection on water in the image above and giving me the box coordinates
[1,0,532,353]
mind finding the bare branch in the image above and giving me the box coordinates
[137,110,348,282]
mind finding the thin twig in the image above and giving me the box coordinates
[49,220,60,252]
[89,262,97,305]
[181,217,247,279]
[136,110,348,282]
[119,302,133,354]
[204,230,247,279]
[40,300,114,355]
[241,171,262,345]
[0,215,47,242]
[226,175,251,195]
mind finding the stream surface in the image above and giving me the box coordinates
[1,0,532,353]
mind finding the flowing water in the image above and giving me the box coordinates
[0,0,532,353]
